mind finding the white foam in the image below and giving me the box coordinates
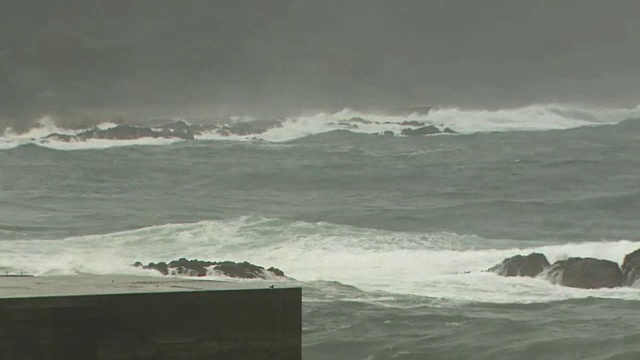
[0,116,78,149]
[196,104,640,142]
[2,104,639,149]
[38,137,184,150]
[0,117,187,150]
[0,217,638,303]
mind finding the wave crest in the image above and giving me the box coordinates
[0,216,639,303]
[1,104,639,149]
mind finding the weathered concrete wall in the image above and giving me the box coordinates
[0,287,301,359]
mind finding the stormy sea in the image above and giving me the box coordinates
[1,104,639,359]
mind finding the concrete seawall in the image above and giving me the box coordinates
[0,275,301,359]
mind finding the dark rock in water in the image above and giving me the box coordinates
[157,120,195,138]
[213,261,269,279]
[84,124,195,141]
[488,253,550,277]
[267,267,285,277]
[44,124,195,142]
[135,258,287,279]
[140,261,170,275]
[401,125,441,136]
[399,120,425,127]
[43,133,79,142]
[443,127,458,134]
[349,117,374,125]
[543,257,622,289]
[621,248,640,286]
[382,130,394,136]
[159,120,191,132]
[335,121,358,129]
[216,119,283,136]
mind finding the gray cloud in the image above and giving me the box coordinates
[1,0,639,130]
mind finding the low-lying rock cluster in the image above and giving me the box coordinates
[488,248,640,289]
[134,258,287,280]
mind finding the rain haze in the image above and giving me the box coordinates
[1,0,639,131]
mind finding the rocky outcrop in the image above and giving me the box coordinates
[215,119,283,136]
[157,120,197,138]
[134,258,287,279]
[40,119,287,143]
[399,120,425,127]
[349,117,374,125]
[488,249,640,289]
[488,253,550,277]
[401,125,441,136]
[44,124,195,142]
[622,248,640,286]
[542,258,622,289]
[42,133,78,142]
[90,124,195,140]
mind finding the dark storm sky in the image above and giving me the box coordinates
[1,0,639,130]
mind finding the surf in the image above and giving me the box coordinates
[1,104,639,150]
[0,217,638,304]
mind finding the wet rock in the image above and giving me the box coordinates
[335,121,358,129]
[488,253,550,277]
[621,248,640,286]
[159,120,191,132]
[382,130,394,136]
[443,127,458,134]
[543,257,622,289]
[135,258,287,279]
[349,117,374,125]
[43,133,80,142]
[216,119,283,136]
[267,267,285,277]
[401,125,441,136]
[44,124,195,142]
[158,120,195,138]
[399,120,425,127]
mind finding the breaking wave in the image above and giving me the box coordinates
[1,104,639,150]
[0,216,638,304]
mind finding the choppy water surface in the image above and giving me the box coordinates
[1,106,639,359]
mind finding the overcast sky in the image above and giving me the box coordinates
[1,0,639,129]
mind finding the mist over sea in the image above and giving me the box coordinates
[2,1,640,358]
[1,106,639,359]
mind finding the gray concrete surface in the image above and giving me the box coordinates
[0,275,301,359]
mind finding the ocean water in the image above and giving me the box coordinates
[1,105,639,359]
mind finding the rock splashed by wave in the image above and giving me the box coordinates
[2,104,639,149]
[1,111,639,359]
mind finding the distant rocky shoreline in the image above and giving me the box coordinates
[37,117,458,143]
[488,248,640,289]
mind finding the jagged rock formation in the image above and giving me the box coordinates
[487,249,640,289]
[349,117,374,125]
[621,248,640,286]
[215,119,283,136]
[542,258,622,289]
[38,117,460,143]
[400,125,441,136]
[44,124,195,142]
[488,253,550,277]
[399,120,425,127]
[134,258,287,279]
